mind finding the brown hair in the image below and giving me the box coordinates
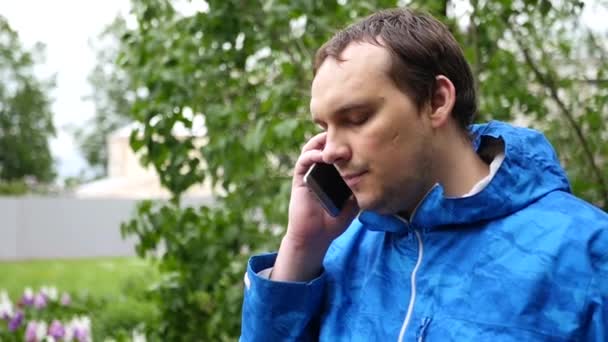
[314,8,477,133]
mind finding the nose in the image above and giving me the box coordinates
[322,130,351,165]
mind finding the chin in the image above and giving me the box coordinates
[356,192,404,215]
[354,193,384,213]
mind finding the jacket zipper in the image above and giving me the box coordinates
[394,185,433,341]
[397,229,424,342]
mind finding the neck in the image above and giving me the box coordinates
[436,134,490,198]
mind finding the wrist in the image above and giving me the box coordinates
[270,235,331,282]
[282,230,334,252]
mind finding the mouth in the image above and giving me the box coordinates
[341,170,368,188]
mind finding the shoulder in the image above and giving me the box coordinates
[508,190,608,269]
[524,190,608,233]
[503,189,607,227]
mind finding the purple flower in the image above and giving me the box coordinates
[40,286,58,301]
[48,319,65,339]
[25,320,47,342]
[67,316,91,342]
[8,311,24,331]
[74,326,90,342]
[60,292,71,306]
[33,293,47,309]
[0,305,12,321]
[25,321,37,342]
[21,288,34,306]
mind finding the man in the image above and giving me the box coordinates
[240,8,608,341]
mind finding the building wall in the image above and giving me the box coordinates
[0,196,212,260]
[76,132,214,199]
[108,135,158,179]
[0,199,19,260]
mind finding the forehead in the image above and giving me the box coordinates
[310,42,393,116]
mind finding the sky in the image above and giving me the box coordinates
[0,1,606,182]
[0,0,132,181]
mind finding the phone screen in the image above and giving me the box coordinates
[303,163,353,217]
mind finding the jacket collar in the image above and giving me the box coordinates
[358,121,571,234]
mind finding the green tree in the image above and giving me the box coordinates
[76,16,134,178]
[0,16,55,184]
[458,0,608,209]
[117,0,608,339]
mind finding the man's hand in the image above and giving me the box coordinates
[271,132,359,282]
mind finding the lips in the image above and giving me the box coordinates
[342,170,367,187]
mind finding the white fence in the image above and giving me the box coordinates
[0,196,212,260]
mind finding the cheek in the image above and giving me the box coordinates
[353,123,409,168]
[361,127,402,150]
[389,130,401,146]
[383,128,409,158]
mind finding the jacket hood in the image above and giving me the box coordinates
[359,120,571,234]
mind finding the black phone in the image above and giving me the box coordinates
[303,163,353,217]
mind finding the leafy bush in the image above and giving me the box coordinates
[0,180,29,195]
[92,273,158,341]
[122,201,263,341]
[92,297,156,341]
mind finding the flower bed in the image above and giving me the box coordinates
[0,286,93,341]
[0,286,148,342]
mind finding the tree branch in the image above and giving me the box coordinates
[570,79,608,85]
[586,28,608,63]
[510,29,608,203]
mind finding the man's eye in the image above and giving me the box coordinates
[349,114,369,125]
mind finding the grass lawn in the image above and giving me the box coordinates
[0,257,157,300]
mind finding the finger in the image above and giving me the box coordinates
[294,149,324,178]
[301,132,327,153]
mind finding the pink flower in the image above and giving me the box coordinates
[60,292,71,306]
[66,316,91,342]
[25,321,37,342]
[25,320,47,342]
[33,293,47,309]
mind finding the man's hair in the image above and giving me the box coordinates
[314,8,477,133]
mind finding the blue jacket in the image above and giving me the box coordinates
[241,121,608,341]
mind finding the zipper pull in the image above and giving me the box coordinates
[416,316,432,342]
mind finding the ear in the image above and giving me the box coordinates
[428,75,456,129]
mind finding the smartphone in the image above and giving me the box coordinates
[303,163,353,217]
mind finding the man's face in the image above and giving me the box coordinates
[310,42,436,215]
